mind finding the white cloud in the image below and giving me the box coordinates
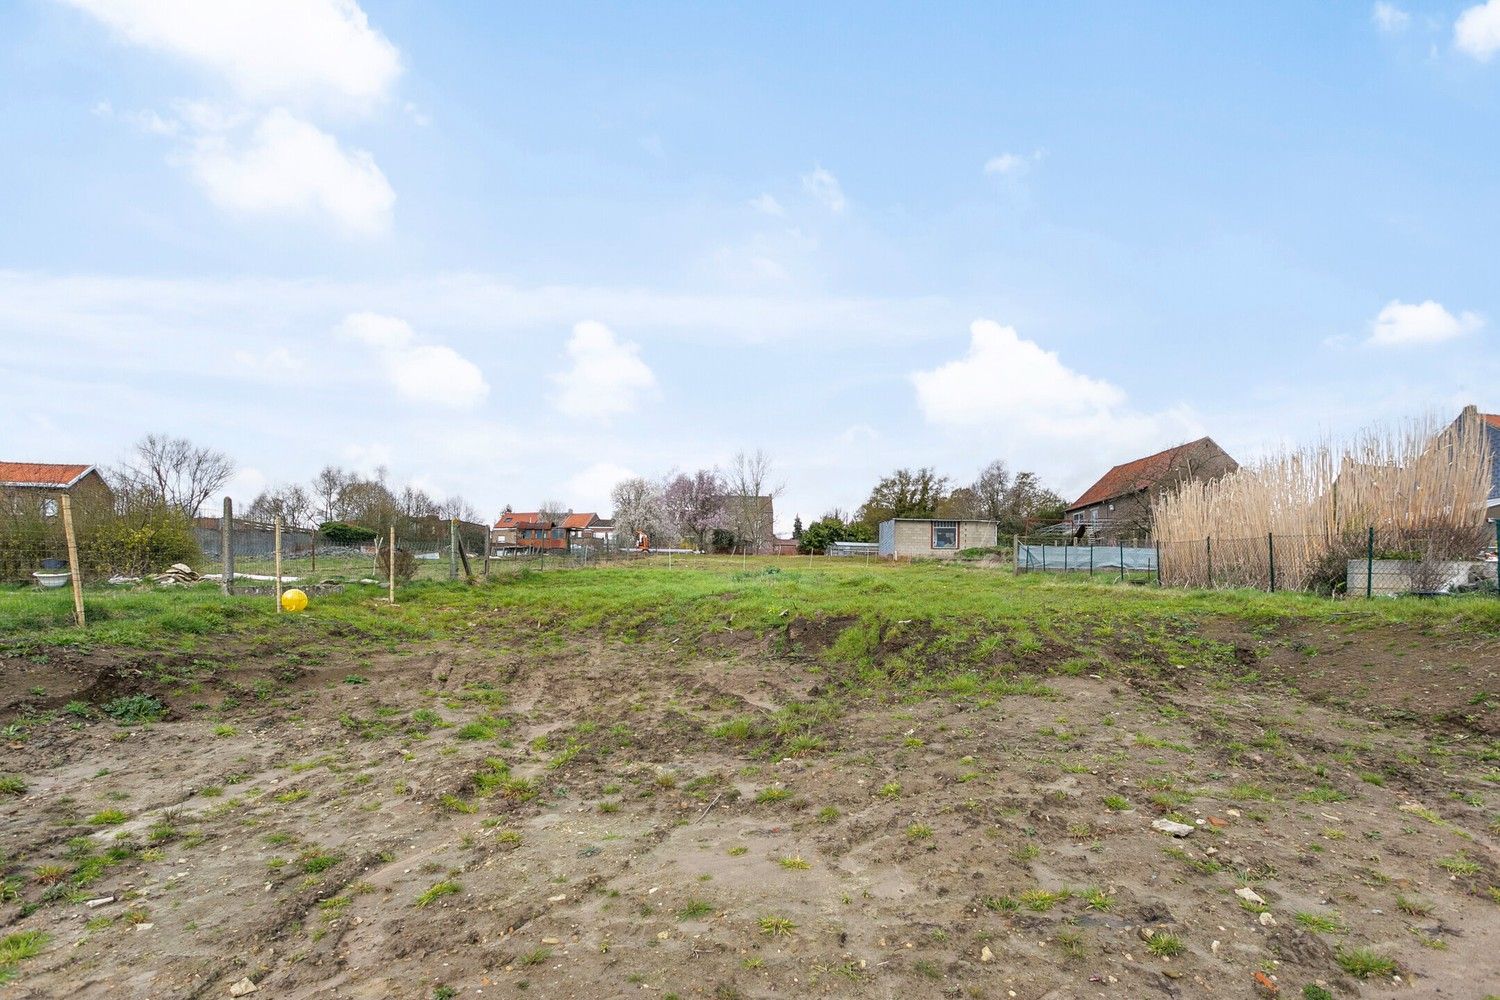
[749,193,785,217]
[551,321,658,420]
[801,166,846,213]
[59,0,401,106]
[910,320,1201,481]
[913,319,1125,426]
[1372,2,1410,33]
[1456,0,1500,59]
[1367,299,1483,346]
[230,346,302,376]
[182,109,394,234]
[565,461,638,512]
[336,312,489,408]
[983,150,1043,177]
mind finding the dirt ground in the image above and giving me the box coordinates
[1,614,1498,999]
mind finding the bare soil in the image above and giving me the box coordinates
[1,615,1498,999]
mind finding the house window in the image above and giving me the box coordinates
[1090,508,1098,522]
[1072,512,1083,525]
[41,498,59,518]
[932,521,958,549]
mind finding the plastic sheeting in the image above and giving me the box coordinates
[1018,544,1157,572]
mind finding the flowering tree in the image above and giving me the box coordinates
[662,469,725,551]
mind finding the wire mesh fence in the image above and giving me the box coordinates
[1019,524,1500,597]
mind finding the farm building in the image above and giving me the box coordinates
[878,518,997,559]
[1,462,112,518]
[1066,437,1237,542]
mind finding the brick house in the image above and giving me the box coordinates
[1066,437,1238,542]
[490,511,567,554]
[1,462,113,519]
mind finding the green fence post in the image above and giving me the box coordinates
[1494,521,1499,599]
[1206,536,1213,588]
[1089,544,1094,577]
[1155,541,1162,586]
[1267,532,1275,593]
[1366,526,1374,599]
[1119,541,1125,583]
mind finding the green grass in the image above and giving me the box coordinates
[1145,932,1185,958]
[415,880,461,907]
[1335,946,1396,979]
[7,555,1495,663]
[0,930,49,982]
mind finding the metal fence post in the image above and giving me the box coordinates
[1154,541,1162,586]
[1206,536,1213,588]
[273,514,283,612]
[1119,542,1125,583]
[388,526,396,604]
[221,496,234,596]
[1495,521,1500,599]
[1366,526,1374,599]
[1267,532,1275,593]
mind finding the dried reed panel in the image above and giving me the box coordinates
[1152,412,1491,590]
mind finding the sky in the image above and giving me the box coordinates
[3,1,1499,531]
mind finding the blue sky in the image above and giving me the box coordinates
[3,1,1499,529]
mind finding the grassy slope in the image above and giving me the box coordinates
[3,555,1498,661]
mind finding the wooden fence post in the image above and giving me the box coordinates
[449,518,459,581]
[221,497,234,595]
[482,525,491,580]
[388,525,397,604]
[274,515,283,612]
[59,493,85,628]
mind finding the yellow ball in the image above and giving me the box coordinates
[280,588,309,613]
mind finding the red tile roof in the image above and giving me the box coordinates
[561,512,598,530]
[1068,438,1215,511]
[494,511,542,528]
[0,462,95,489]
[1483,413,1500,430]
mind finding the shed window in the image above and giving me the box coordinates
[41,498,59,518]
[932,521,958,549]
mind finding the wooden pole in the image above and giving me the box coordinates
[449,518,459,581]
[273,515,283,612]
[388,525,397,604]
[221,496,234,595]
[59,493,85,628]
[482,524,491,580]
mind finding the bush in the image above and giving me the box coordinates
[320,521,378,546]
[76,503,199,579]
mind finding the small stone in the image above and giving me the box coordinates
[1258,912,1277,927]
[1151,818,1195,837]
[1211,939,1221,955]
[1207,816,1229,828]
[1235,887,1266,905]
[980,945,995,963]
[229,979,258,997]
[85,896,115,908]
[541,937,560,945]
[657,931,669,940]
[548,894,566,902]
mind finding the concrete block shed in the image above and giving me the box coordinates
[878,518,998,559]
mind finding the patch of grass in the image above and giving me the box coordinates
[1437,852,1481,877]
[676,899,713,920]
[1145,932,1184,958]
[518,947,551,966]
[1395,894,1432,916]
[1303,986,1334,1000]
[1294,911,1344,934]
[87,808,128,825]
[1335,946,1396,979]
[1102,794,1130,811]
[876,782,901,799]
[754,786,792,804]
[757,915,796,936]
[777,855,812,870]
[1019,888,1069,912]
[0,930,49,981]
[906,823,934,840]
[0,775,25,796]
[300,850,341,875]
[415,880,461,907]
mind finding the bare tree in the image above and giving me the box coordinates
[726,449,781,553]
[246,483,313,527]
[537,498,570,524]
[311,466,354,523]
[398,484,439,520]
[439,495,477,523]
[114,433,235,517]
[972,460,1011,522]
[663,469,725,551]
